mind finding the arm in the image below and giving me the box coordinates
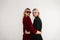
[25,30,30,34]
[27,17,41,34]
[35,18,42,32]
[25,30,42,34]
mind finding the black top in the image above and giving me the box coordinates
[33,16,42,31]
[30,16,43,40]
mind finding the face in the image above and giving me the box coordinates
[32,10,39,17]
[25,10,31,16]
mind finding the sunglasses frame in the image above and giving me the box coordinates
[25,11,31,13]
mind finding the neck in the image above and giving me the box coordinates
[35,16,38,17]
[24,15,29,17]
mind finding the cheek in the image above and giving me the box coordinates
[25,13,28,15]
[34,13,37,16]
[36,13,39,16]
[33,13,36,16]
[25,13,27,15]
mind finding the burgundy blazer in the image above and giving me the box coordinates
[23,16,37,40]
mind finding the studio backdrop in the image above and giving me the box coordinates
[0,0,60,40]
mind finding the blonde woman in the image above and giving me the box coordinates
[30,8,43,40]
[22,8,41,40]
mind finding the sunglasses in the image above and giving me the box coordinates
[25,11,31,13]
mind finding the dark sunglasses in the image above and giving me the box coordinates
[25,11,31,13]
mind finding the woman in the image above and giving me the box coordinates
[30,8,43,40]
[22,8,41,40]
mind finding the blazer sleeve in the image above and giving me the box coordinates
[27,17,37,34]
[35,18,42,31]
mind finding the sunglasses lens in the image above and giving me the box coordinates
[26,11,31,13]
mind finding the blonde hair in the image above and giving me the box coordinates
[23,8,30,16]
[32,8,40,16]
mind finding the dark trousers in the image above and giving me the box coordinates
[30,34,43,40]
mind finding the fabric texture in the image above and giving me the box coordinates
[23,16,37,40]
[30,16,43,40]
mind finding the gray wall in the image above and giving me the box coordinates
[0,0,60,40]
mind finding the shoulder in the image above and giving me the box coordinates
[35,17,40,21]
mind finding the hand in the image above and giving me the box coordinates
[36,30,42,34]
[25,30,30,34]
